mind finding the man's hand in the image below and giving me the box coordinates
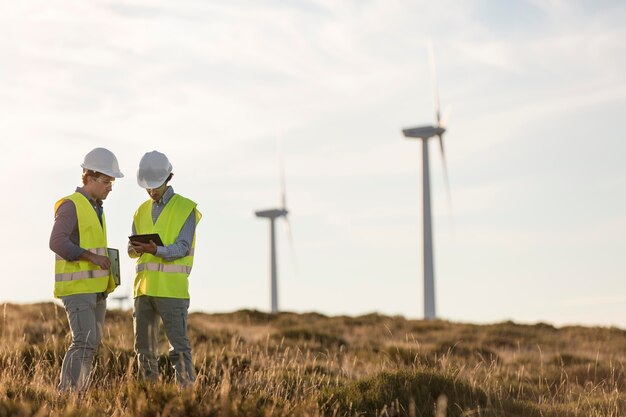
[131,240,158,255]
[79,251,111,269]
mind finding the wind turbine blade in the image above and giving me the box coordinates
[439,106,452,128]
[437,134,454,229]
[428,40,441,125]
[277,134,287,209]
[283,216,299,276]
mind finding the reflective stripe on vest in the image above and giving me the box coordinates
[55,247,107,261]
[136,263,193,274]
[56,269,111,282]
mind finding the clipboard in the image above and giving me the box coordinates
[107,247,121,286]
[129,233,164,246]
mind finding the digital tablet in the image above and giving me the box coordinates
[107,247,121,286]
[128,233,164,246]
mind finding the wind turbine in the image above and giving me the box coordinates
[110,294,130,310]
[401,42,451,321]
[254,139,294,314]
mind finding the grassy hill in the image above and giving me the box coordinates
[0,302,624,416]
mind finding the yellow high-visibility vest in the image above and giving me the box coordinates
[54,192,116,298]
[133,194,201,299]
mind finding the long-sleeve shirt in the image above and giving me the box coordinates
[49,187,104,261]
[128,186,196,262]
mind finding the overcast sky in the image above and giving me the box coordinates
[1,0,625,327]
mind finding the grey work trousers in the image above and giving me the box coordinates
[59,292,107,392]
[133,296,195,386]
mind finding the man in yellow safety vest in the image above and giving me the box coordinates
[49,147,124,392]
[129,150,201,386]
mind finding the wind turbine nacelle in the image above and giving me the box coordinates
[402,125,445,140]
[255,208,288,219]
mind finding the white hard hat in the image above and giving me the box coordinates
[137,150,173,189]
[81,148,124,178]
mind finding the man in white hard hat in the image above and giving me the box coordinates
[129,151,201,386]
[49,147,124,392]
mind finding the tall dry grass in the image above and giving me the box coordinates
[0,303,624,416]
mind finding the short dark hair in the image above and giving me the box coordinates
[82,169,106,185]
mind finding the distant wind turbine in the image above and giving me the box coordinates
[401,42,451,321]
[254,138,295,314]
[111,294,130,310]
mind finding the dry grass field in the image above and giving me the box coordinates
[0,302,624,416]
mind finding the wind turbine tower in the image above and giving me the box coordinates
[255,140,294,314]
[255,208,288,313]
[401,43,451,320]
